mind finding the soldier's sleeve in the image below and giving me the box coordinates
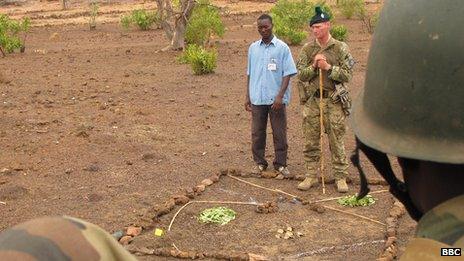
[297,44,318,82]
[329,42,354,83]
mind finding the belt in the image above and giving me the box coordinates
[314,90,331,98]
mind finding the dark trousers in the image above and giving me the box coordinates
[251,104,288,169]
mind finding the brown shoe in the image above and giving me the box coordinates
[297,177,318,191]
[336,178,348,193]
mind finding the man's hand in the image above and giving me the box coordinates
[271,95,284,111]
[312,54,327,68]
[317,59,332,71]
[245,98,252,112]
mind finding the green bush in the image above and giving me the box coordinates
[330,24,348,41]
[120,9,159,31]
[185,0,225,46]
[0,14,30,54]
[89,2,99,30]
[337,0,364,19]
[271,0,334,45]
[356,6,379,34]
[180,44,217,75]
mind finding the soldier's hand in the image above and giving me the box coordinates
[314,54,326,61]
[312,54,326,68]
[317,59,332,71]
[245,99,252,112]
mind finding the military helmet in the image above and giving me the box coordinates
[351,0,464,164]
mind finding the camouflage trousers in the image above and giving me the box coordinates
[302,96,348,179]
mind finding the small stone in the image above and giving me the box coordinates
[185,188,195,199]
[275,234,281,239]
[377,258,390,261]
[296,232,304,237]
[83,163,100,172]
[201,179,213,186]
[64,168,73,174]
[126,226,142,237]
[381,252,394,261]
[0,168,12,176]
[285,231,294,239]
[165,199,176,210]
[261,171,278,179]
[170,249,180,257]
[309,204,326,214]
[386,228,396,237]
[178,251,189,258]
[386,217,396,225]
[0,178,8,185]
[142,153,156,161]
[286,226,293,232]
[209,175,219,183]
[393,201,405,209]
[173,195,190,205]
[112,230,124,241]
[119,235,133,245]
[125,160,133,165]
[195,184,206,193]
[385,236,396,248]
[277,229,284,234]
[269,206,279,213]
[386,245,398,257]
[240,172,251,178]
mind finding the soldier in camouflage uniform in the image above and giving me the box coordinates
[0,216,137,260]
[351,1,464,259]
[296,6,354,193]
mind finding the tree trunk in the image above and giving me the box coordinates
[170,18,187,50]
[155,0,195,51]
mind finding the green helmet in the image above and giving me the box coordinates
[351,0,464,164]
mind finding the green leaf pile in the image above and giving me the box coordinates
[198,207,236,225]
[337,194,376,207]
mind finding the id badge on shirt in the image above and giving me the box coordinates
[268,58,277,71]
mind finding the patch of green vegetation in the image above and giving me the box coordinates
[198,206,236,225]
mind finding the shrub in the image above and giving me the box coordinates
[120,9,159,31]
[0,14,30,54]
[185,0,225,46]
[89,2,99,30]
[357,6,379,34]
[337,0,364,19]
[330,24,348,41]
[271,0,334,45]
[180,44,217,75]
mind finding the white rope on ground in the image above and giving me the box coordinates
[284,239,385,259]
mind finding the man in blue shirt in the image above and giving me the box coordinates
[245,14,297,177]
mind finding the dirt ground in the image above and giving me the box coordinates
[0,0,415,260]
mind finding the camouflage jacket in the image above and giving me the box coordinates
[401,194,464,260]
[0,216,137,261]
[296,36,354,104]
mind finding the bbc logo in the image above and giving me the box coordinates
[441,248,461,256]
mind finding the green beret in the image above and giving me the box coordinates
[310,6,330,26]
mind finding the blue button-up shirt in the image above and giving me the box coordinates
[247,36,297,105]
